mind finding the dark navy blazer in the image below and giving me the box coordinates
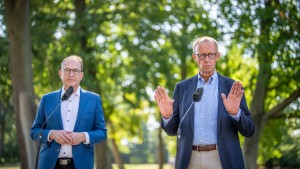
[162,73,255,169]
[30,88,107,169]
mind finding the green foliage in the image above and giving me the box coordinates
[259,113,300,167]
[209,0,300,167]
[0,0,299,166]
[0,6,18,163]
[118,123,168,164]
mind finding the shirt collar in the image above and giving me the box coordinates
[198,71,218,84]
[61,86,81,98]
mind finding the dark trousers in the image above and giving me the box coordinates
[54,158,75,169]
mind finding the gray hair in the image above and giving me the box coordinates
[61,55,83,70]
[192,36,219,53]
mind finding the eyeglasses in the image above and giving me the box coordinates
[195,53,217,60]
[62,68,82,75]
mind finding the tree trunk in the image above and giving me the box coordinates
[158,127,164,169]
[110,138,124,169]
[244,120,263,169]
[244,71,268,169]
[96,140,112,169]
[4,0,36,168]
[0,103,5,157]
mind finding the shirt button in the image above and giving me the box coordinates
[67,120,69,122]
[68,110,70,112]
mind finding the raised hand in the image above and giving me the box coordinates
[221,81,244,115]
[154,86,174,118]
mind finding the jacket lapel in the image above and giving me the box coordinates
[54,89,64,129]
[188,75,198,133]
[217,73,228,133]
[73,89,86,131]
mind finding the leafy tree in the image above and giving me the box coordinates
[212,0,300,168]
[3,0,36,169]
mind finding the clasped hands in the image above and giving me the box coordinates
[154,81,244,117]
[49,130,86,145]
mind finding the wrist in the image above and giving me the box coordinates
[81,132,86,143]
[162,114,172,119]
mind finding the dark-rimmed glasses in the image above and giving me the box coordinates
[194,53,217,60]
[62,68,82,75]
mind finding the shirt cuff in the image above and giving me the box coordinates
[229,109,241,121]
[162,115,172,126]
[47,130,52,141]
[83,132,90,144]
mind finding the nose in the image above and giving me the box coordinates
[204,55,210,61]
[69,70,75,76]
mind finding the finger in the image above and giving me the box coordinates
[157,86,168,99]
[56,138,63,144]
[234,82,240,94]
[238,90,244,99]
[233,82,240,95]
[230,83,236,94]
[65,130,72,134]
[236,82,244,95]
[154,94,159,102]
[62,132,73,143]
[167,99,174,106]
[236,81,242,91]
[154,88,161,100]
[221,93,226,103]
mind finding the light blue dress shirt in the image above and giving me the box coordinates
[193,72,219,145]
[162,71,241,145]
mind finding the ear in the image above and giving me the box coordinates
[80,72,84,80]
[59,70,63,78]
[216,52,221,61]
[192,54,197,62]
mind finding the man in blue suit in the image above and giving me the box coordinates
[31,55,107,169]
[154,36,255,169]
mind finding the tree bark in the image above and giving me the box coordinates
[3,0,36,168]
[110,138,124,169]
[244,64,269,169]
[96,140,112,169]
[0,103,5,157]
[157,127,164,169]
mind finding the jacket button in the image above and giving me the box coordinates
[57,149,60,151]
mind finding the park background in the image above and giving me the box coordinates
[0,0,299,169]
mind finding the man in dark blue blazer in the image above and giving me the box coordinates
[154,36,255,169]
[31,55,107,169]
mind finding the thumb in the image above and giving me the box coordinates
[168,99,174,106]
[221,93,226,102]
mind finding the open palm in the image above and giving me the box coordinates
[154,86,174,118]
[221,81,244,115]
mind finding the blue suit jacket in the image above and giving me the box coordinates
[30,88,107,169]
[162,73,255,169]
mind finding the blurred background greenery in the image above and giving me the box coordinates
[0,0,299,169]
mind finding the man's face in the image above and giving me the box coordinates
[192,41,220,75]
[59,58,84,91]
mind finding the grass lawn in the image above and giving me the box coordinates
[113,164,174,169]
[0,164,174,169]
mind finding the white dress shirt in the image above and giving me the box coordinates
[57,86,89,158]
